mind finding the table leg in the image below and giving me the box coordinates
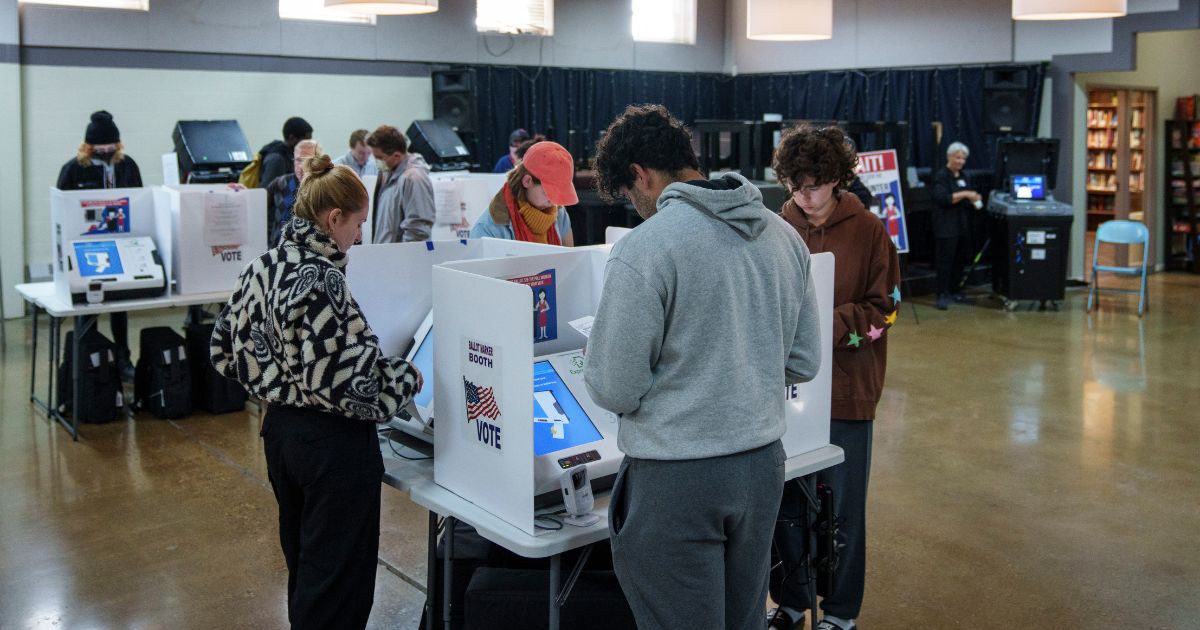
[805,474,819,626]
[443,516,455,630]
[48,317,60,415]
[67,315,89,441]
[426,512,438,630]
[29,306,39,402]
[549,554,561,630]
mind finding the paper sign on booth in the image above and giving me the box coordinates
[203,192,248,246]
[462,336,504,454]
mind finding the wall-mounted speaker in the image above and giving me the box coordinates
[983,67,1032,133]
[432,68,477,134]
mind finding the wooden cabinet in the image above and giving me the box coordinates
[1085,88,1154,232]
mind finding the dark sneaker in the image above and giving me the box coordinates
[816,619,856,630]
[935,294,949,310]
[766,607,801,630]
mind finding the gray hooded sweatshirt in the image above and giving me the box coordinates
[584,173,821,461]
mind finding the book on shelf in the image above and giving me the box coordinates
[1175,95,1197,120]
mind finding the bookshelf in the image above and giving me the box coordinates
[1165,118,1200,272]
[1085,89,1154,232]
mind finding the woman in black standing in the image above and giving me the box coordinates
[56,110,143,375]
[931,142,983,310]
[212,154,422,629]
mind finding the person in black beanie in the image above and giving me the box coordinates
[258,117,313,188]
[56,111,143,190]
[56,110,144,377]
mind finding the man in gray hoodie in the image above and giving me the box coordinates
[366,125,435,243]
[585,104,822,630]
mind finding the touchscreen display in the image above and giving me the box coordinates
[1012,175,1045,200]
[73,241,124,277]
[533,360,603,456]
[410,329,434,409]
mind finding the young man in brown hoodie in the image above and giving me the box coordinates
[768,126,901,630]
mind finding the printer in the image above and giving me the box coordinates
[66,236,167,303]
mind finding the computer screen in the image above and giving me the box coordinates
[1012,175,1046,201]
[73,240,124,277]
[410,327,434,410]
[532,360,603,456]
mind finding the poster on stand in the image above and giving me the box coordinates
[857,149,909,253]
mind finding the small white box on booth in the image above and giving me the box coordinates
[153,185,268,295]
[429,248,834,537]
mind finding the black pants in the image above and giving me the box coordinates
[262,404,384,630]
[935,236,969,296]
[771,420,873,620]
[80,313,129,354]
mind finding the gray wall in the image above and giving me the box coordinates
[729,0,1179,74]
[18,0,726,73]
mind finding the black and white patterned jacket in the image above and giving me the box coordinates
[211,216,421,422]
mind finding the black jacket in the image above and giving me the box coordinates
[930,167,973,239]
[258,140,292,189]
[56,156,143,190]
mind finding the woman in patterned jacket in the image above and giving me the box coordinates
[212,153,422,629]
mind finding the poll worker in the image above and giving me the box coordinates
[56,110,143,377]
[470,140,577,245]
[931,141,983,310]
[334,128,379,178]
[492,127,531,173]
[258,117,313,189]
[212,154,422,629]
[367,125,435,243]
[584,104,822,630]
[266,139,321,245]
[769,125,901,630]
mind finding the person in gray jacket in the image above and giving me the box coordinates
[584,104,822,630]
[366,125,434,242]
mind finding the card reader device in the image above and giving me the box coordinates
[65,236,167,303]
[560,465,600,527]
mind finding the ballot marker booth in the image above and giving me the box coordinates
[429,247,835,537]
[152,185,268,295]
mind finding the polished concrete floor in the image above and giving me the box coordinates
[1,272,1198,629]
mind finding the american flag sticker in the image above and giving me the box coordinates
[463,337,503,452]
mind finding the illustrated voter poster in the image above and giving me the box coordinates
[508,269,557,343]
[80,197,131,235]
[857,149,909,253]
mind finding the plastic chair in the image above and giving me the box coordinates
[1087,220,1149,317]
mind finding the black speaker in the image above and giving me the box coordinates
[406,120,471,168]
[983,67,1032,133]
[432,68,477,134]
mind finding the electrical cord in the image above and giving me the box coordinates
[534,508,568,531]
[379,427,432,461]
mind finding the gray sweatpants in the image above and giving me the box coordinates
[608,440,786,630]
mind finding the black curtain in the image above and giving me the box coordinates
[464,62,1044,173]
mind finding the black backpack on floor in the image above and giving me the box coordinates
[186,321,248,414]
[135,327,193,419]
[57,328,123,424]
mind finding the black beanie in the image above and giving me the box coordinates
[85,111,120,145]
[282,117,313,140]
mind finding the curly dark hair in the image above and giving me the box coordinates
[772,125,858,191]
[593,104,699,202]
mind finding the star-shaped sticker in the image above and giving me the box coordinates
[847,331,863,348]
[867,324,884,341]
[890,286,902,303]
[884,310,898,325]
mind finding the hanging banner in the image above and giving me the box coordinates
[857,149,909,254]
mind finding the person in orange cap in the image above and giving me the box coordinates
[471,140,578,245]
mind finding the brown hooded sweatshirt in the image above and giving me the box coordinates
[780,192,901,421]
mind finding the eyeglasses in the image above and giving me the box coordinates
[791,182,829,195]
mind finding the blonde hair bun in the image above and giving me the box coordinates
[304,153,336,178]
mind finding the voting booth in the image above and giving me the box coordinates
[50,187,166,304]
[153,185,268,295]
[429,172,507,240]
[429,248,835,537]
[345,238,568,440]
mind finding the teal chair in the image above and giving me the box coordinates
[1087,220,1149,317]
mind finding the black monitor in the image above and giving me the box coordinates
[993,138,1059,190]
[172,120,253,174]
[406,119,470,164]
